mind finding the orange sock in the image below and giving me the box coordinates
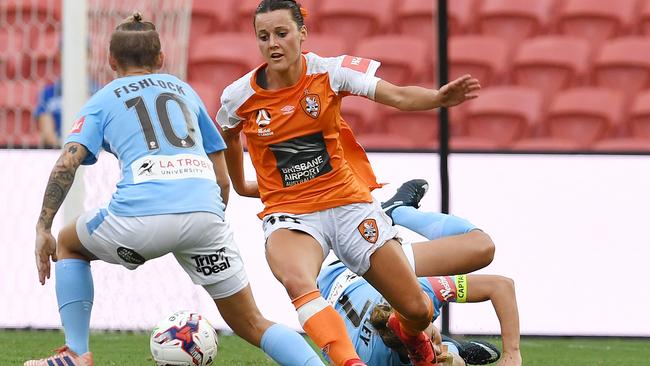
[293,290,361,366]
[395,294,434,336]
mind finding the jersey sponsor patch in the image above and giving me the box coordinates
[70,116,85,134]
[325,269,362,306]
[428,276,458,302]
[357,218,378,244]
[268,132,333,187]
[342,55,371,73]
[130,154,216,184]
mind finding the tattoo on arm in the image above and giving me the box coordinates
[36,143,88,230]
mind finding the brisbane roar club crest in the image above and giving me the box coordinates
[358,219,379,244]
[300,93,321,119]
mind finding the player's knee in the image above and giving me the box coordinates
[280,274,317,299]
[472,230,495,267]
[398,295,432,324]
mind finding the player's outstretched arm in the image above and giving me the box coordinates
[220,128,260,198]
[34,142,88,285]
[465,275,522,366]
[374,75,481,111]
[207,150,231,206]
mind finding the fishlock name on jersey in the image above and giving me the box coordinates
[113,78,186,98]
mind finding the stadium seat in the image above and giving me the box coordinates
[628,90,650,139]
[354,35,429,84]
[463,86,543,148]
[357,133,433,150]
[593,37,650,97]
[236,0,319,31]
[187,33,262,89]
[303,34,348,57]
[592,137,650,152]
[477,0,556,48]
[511,137,582,152]
[21,32,60,81]
[376,104,439,147]
[341,96,380,134]
[639,1,650,36]
[317,0,393,50]
[450,136,501,151]
[190,0,234,38]
[0,81,39,147]
[397,0,478,37]
[512,36,592,102]
[449,35,510,86]
[557,0,637,47]
[191,81,221,122]
[546,87,625,147]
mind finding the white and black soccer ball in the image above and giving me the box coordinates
[150,310,218,366]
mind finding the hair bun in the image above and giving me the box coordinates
[132,12,143,22]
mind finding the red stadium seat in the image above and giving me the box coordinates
[463,86,543,148]
[450,136,501,151]
[22,32,60,81]
[357,133,434,150]
[639,1,650,36]
[341,97,380,134]
[449,35,510,86]
[354,35,429,84]
[303,34,348,57]
[191,0,234,38]
[0,81,39,147]
[593,37,650,96]
[188,33,262,89]
[557,0,637,47]
[513,36,592,102]
[511,137,582,152]
[317,0,393,50]
[477,0,556,48]
[191,81,221,122]
[628,90,650,139]
[376,104,439,147]
[592,137,650,152]
[397,0,477,36]
[546,87,625,147]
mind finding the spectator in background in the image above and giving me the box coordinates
[34,79,62,147]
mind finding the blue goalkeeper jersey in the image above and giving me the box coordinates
[65,73,227,218]
[318,262,461,366]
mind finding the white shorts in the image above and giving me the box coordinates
[262,199,399,275]
[76,208,248,299]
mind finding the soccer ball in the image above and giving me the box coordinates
[150,310,218,366]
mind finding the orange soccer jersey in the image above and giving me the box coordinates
[217,52,384,218]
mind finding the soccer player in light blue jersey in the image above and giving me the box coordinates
[27,12,324,366]
[317,180,522,366]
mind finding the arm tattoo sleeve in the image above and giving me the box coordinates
[36,143,88,230]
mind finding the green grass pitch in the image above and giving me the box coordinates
[1,329,649,365]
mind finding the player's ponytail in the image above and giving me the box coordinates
[109,12,161,70]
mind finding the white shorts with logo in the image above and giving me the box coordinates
[76,208,248,299]
[262,199,400,275]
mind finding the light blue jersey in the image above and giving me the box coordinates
[65,74,226,218]
[318,262,462,366]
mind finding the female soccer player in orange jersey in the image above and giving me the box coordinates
[216,1,481,365]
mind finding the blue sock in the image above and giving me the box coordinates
[391,207,476,240]
[55,259,94,355]
[443,340,460,355]
[260,323,324,366]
